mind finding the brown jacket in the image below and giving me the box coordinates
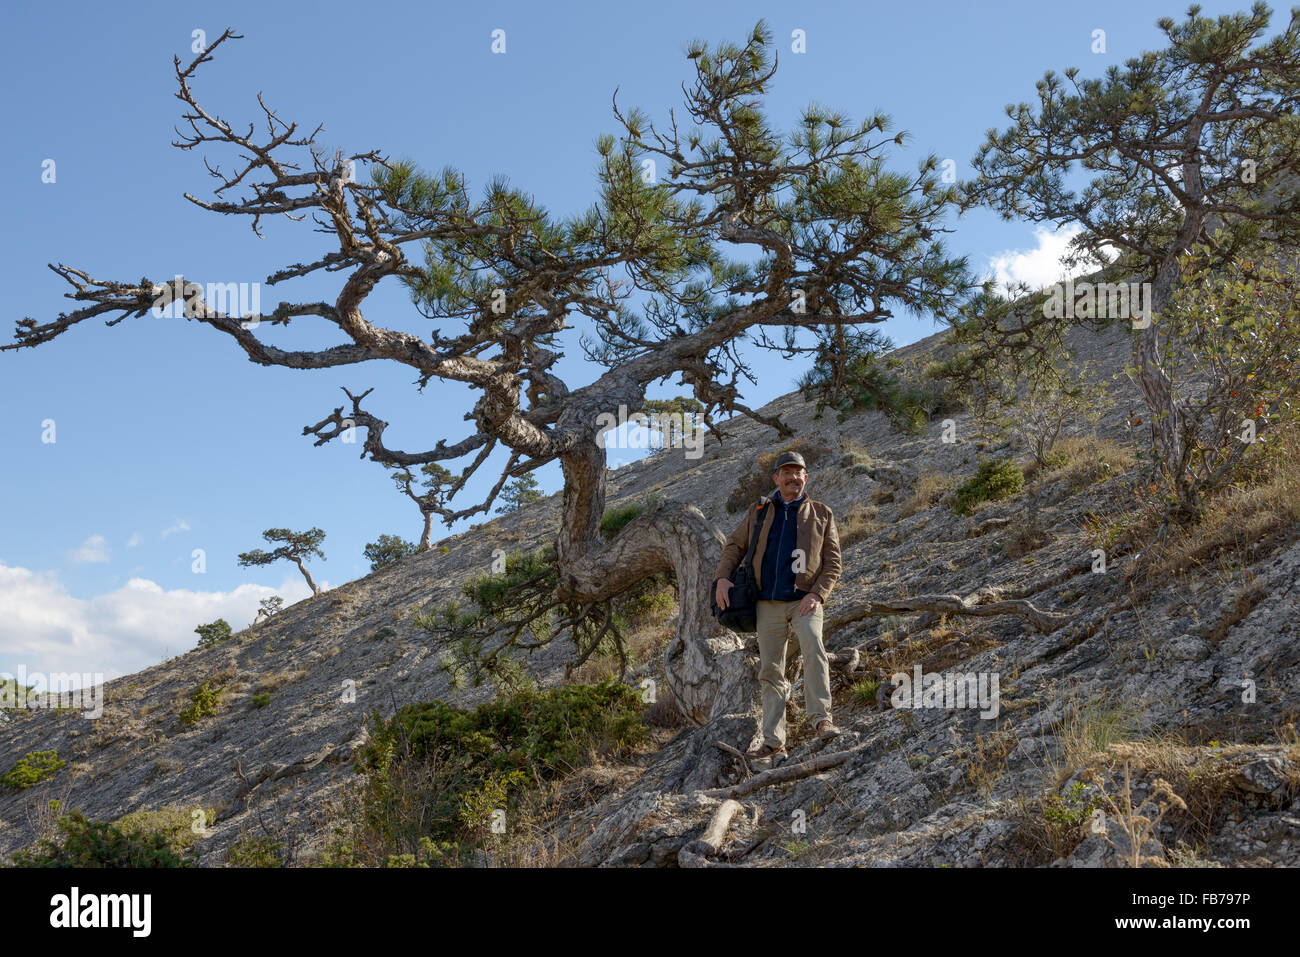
[714,494,842,602]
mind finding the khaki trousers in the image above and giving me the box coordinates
[755,599,832,748]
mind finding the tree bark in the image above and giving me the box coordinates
[557,495,755,724]
[1135,256,1188,486]
[555,437,608,567]
[548,434,759,780]
[420,510,434,551]
[293,558,319,595]
[1132,136,1209,488]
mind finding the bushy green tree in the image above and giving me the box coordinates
[364,534,419,571]
[194,618,233,649]
[256,595,284,621]
[962,4,1300,521]
[641,396,707,453]
[389,463,453,549]
[2,750,65,791]
[495,473,542,513]
[1155,247,1300,514]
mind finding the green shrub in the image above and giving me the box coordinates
[600,496,658,540]
[953,457,1024,516]
[350,679,646,863]
[1043,782,1100,830]
[11,809,196,867]
[178,682,223,726]
[2,750,65,790]
[113,805,217,854]
[195,618,234,649]
[251,692,271,709]
[364,534,419,571]
[224,834,284,867]
[366,679,646,785]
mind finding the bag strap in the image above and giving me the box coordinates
[738,499,768,570]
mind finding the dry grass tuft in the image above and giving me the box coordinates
[899,472,954,519]
[1135,460,1300,586]
[1036,435,1136,490]
[255,669,309,694]
[838,503,881,548]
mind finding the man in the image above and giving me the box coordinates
[714,450,842,764]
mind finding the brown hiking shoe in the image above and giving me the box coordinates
[816,719,841,740]
[747,744,788,764]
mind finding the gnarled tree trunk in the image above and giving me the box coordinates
[293,558,319,596]
[553,437,760,782]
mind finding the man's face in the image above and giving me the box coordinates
[774,464,808,501]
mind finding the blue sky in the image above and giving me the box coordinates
[0,0,1261,679]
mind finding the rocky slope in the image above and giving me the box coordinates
[2,315,1297,867]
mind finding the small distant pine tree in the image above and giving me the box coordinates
[496,473,543,513]
[641,397,707,453]
[237,528,326,596]
[390,463,453,550]
[252,596,284,626]
[194,618,233,649]
[364,534,420,571]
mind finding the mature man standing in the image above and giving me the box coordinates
[714,450,842,763]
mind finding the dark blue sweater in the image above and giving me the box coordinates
[759,491,808,602]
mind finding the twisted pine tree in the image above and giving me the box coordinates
[6,22,974,779]
[388,461,454,550]
[237,527,326,596]
[960,3,1300,519]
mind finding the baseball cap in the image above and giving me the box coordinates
[772,450,807,471]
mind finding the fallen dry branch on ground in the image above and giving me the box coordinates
[678,798,745,867]
[714,740,752,777]
[700,746,858,800]
[830,590,1071,634]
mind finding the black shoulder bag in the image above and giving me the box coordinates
[710,501,768,633]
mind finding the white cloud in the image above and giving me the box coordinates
[987,225,1117,293]
[0,562,320,682]
[66,534,111,565]
[161,519,191,539]
[126,532,142,548]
